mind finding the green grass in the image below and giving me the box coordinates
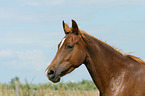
[0,80,99,96]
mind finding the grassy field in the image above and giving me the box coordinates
[0,79,99,96]
[0,88,99,96]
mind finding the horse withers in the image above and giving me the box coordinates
[45,20,145,96]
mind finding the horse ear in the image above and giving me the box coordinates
[72,19,79,35]
[63,21,71,35]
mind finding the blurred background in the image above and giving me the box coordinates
[0,0,145,84]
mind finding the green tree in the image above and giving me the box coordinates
[9,76,20,89]
[10,76,19,84]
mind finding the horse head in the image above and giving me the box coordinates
[45,20,86,83]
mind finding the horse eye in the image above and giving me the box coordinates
[66,44,73,50]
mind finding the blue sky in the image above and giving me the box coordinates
[0,0,145,84]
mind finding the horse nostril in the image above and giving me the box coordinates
[47,69,55,79]
[48,69,55,75]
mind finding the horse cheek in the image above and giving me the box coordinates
[70,48,85,67]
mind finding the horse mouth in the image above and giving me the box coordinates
[46,63,74,83]
[47,68,71,83]
[49,71,69,83]
[49,76,61,83]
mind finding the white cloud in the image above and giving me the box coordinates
[18,0,145,6]
[0,8,49,25]
[0,30,62,49]
[0,50,13,58]
[18,0,66,6]
[1,0,144,26]
[0,50,48,70]
[78,0,145,5]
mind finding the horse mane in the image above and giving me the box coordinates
[80,30,145,65]
[125,55,145,65]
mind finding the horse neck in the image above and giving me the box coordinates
[83,34,126,93]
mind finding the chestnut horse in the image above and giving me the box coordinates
[45,20,145,96]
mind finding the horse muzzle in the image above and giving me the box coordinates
[45,69,61,83]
